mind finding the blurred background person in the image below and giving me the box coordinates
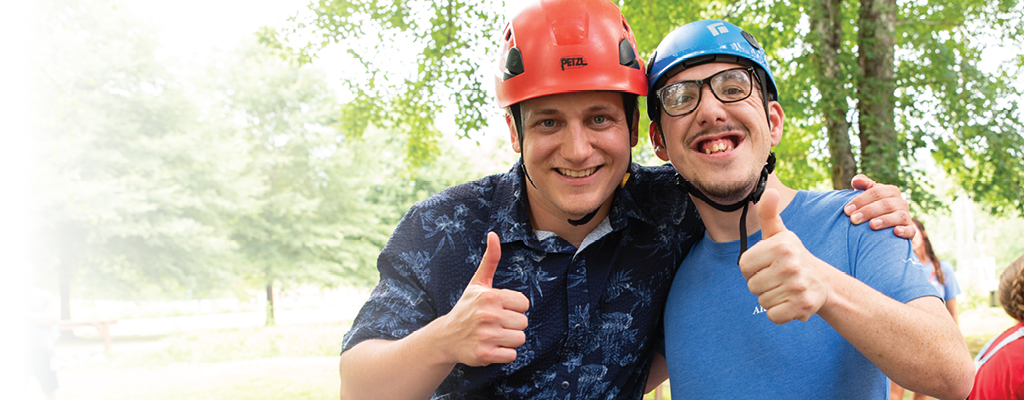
[26,287,59,400]
[970,253,1024,399]
[892,217,963,400]
[913,217,962,325]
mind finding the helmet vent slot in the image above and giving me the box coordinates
[618,38,639,69]
[503,47,525,80]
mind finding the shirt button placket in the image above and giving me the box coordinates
[560,254,589,399]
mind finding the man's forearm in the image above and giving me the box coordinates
[338,325,455,400]
[817,273,974,400]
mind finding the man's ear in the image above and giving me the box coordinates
[629,108,640,147]
[506,114,521,153]
[768,101,784,146]
[649,122,670,162]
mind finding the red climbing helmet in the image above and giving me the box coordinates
[494,0,648,108]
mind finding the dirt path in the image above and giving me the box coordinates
[27,357,339,400]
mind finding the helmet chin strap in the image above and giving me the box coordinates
[566,154,632,226]
[677,152,776,263]
[567,208,599,226]
[567,148,633,227]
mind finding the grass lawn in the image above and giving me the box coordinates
[25,307,1015,399]
[54,357,339,400]
[28,323,346,400]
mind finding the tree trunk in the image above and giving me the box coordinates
[812,0,857,189]
[59,260,72,321]
[857,0,900,185]
[265,282,276,326]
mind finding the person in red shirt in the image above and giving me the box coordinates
[970,253,1024,400]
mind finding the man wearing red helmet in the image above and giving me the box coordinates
[648,19,974,399]
[337,2,914,399]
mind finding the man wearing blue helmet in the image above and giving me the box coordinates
[647,20,975,399]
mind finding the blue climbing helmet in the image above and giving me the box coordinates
[646,19,778,123]
[646,20,781,263]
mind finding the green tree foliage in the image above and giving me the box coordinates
[210,42,395,324]
[803,0,1024,212]
[899,0,1024,215]
[287,0,1024,215]
[28,0,249,317]
[268,0,504,167]
[30,0,471,320]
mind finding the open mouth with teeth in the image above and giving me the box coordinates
[695,135,742,155]
[557,167,599,178]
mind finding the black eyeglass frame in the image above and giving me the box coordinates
[654,67,757,117]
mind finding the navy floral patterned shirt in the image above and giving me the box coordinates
[341,161,703,399]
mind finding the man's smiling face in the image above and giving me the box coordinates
[651,62,782,204]
[513,91,635,228]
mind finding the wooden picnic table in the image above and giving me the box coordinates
[57,319,118,351]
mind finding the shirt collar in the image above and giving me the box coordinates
[613,163,661,228]
[488,161,658,248]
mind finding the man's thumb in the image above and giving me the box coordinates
[470,232,501,288]
[757,188,787,239]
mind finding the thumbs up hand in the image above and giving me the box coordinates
[435,232,530,367]
[738,189,835,325]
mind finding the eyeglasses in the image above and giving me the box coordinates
[655,67,755,117]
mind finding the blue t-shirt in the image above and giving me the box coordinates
[663,190,938,399]
[927,260,961,301]
[342,162,703,399]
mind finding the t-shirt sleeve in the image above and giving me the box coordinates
[940,261,962,300]
[848,221,939,304]
[340,207,440,354]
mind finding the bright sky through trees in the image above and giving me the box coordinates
[123,0,306,60]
